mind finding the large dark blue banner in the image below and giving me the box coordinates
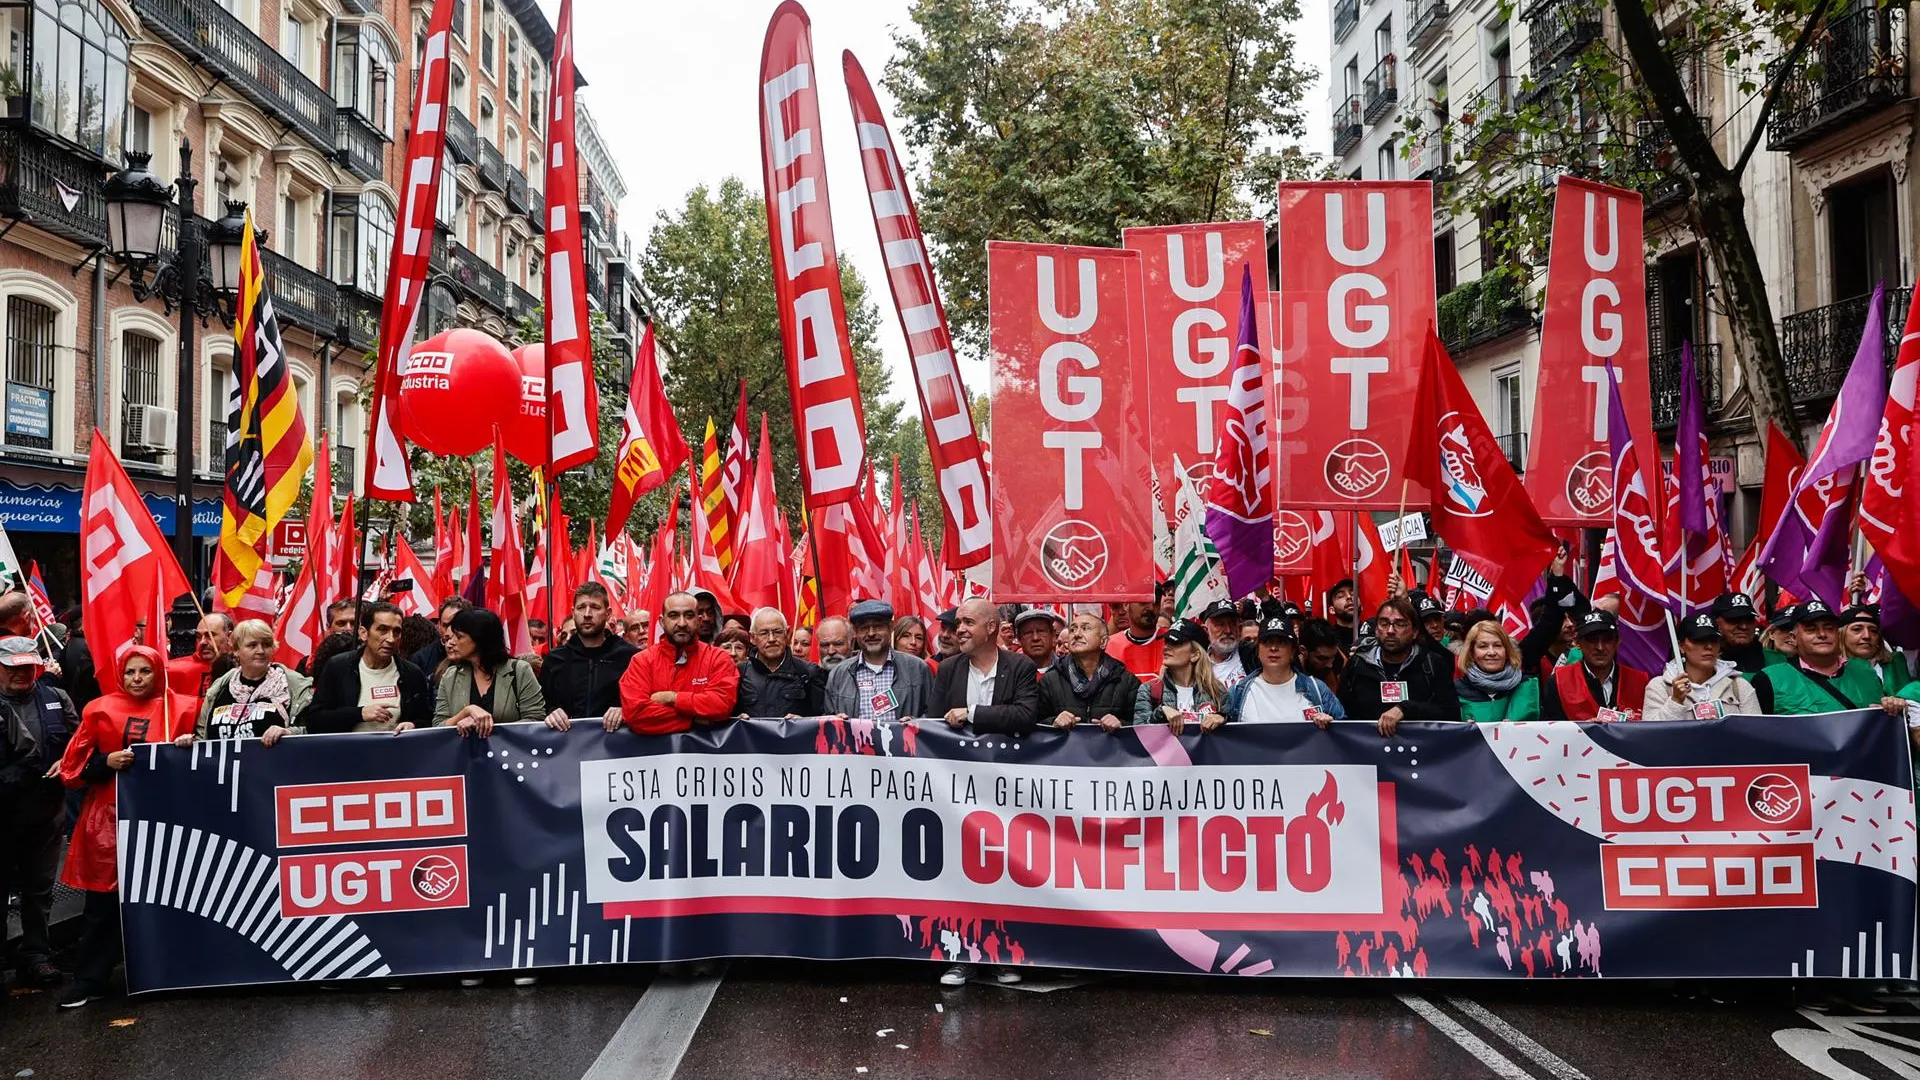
[116,713,1917,991]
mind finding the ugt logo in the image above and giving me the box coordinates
[1566,451,1611,515]
[1040,519,1108,591]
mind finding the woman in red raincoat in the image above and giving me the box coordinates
[56,642,169,1008]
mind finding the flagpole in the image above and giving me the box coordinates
[546,471,558,638]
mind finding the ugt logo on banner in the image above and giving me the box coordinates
[987,242,1155,601]
[1273,182,1435,509]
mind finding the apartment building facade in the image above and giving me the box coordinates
[1327,0,1912,548]
[0,0,638,608]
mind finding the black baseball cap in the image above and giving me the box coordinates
[1767,604,1799,630]
[1575,609,1619,638]
[1257,617,1297,643]
[1710,592,1758,621]
[1417,595,1445,618]
[1201,599,1240,622]
[1681,612,1722,642]
[1164,618,1209,647]
[1841,603,1881,627]
[936,607,959,628]
[1795,599,1840,626]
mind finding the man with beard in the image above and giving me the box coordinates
[1013,607,1064,675]
[813,616,854,669]
[1106,599,1167,691]
[299,603,432,732]
[1201,599,1256,689]
[825,600,930,720]
[167,613,233,711]
[1711,592,1767,674]
[1753,600,1907,716]
[1339,597,1458,735]
[618,592,740,734]
[1326,579,1357,633]
[1539,610,1653,722]
[540,583,639,732]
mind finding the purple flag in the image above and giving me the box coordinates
[1875,556,1920,650]
[1675,341,1708,536]
[1204,267,1276,598]
[1758,282,1887,607]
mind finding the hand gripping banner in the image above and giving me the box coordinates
[1273,181,1435,509]
[1528,177,1653,526]
[118,713,1914,992]
[842,51,992,569]
[987,241,1155,602]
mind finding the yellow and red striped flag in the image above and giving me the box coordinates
[213,211,313,607]
[699,417,735,572]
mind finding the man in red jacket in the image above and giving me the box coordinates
[618,592,740,734]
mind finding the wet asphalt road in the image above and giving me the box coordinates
[5,960,1916,1079]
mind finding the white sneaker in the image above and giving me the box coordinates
[512,975,538,987]
[459,977,484,988]
[994,967,1022,985]
[938,964,969,987]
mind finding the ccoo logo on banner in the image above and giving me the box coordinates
[116,713,1916,992]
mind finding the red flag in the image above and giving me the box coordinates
[607,323,689,536]
[685,459,747,614]
[636,490,679,637]
[1527,177,1654,524]
[541,0,600,473]
[462,474,483,597]
[843,51,992,568]
[910,504,941,627]
[23,561,55,635]
[432,487,455,599]
[1406,330,1558,604]
[1862,287,1920,601]
[1353,512,1392,615]
[273,552,319,668]
[813,504,857,618]
[392,541,439,619]
[335,495,358,609]
[887,458,914,606]
[1310,511,1347,615]
[760,2,868,509]
[1732,423,1807,599]
[775,512,798,626]
[364,0,456,500]
[733,416,784,613]
[488,444,532,652]
[79,433,192,693]
[1274,182,1436,509]
[526,530,551,624]
[1603,361,1671,607]
[715,381,750,567]
[986,241,1154,601]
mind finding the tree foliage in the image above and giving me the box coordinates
[883,0,1318,354]
[637,177,904,528]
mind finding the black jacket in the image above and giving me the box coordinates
[1338,641,1460,725]
[736,653,826,717]
[60,629,99,710]
[299,650,433,733]
[928,649,1040,734]
[539,634,638,719]
[1723,639,1768,676]
[1039,656,1143,723]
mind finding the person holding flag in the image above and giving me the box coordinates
[1539,610,1653,722]
[1643,613,1761,721]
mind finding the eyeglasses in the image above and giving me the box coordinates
[1377,618,1413,630]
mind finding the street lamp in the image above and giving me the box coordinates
[102,141,248,580]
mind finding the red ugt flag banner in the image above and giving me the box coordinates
[1273,182,1435,508]
[759,1,868,510]
[1122,220,1270,503]
[987,242,1153,601]
[1528,177,1654,525]
[542,0,601,473]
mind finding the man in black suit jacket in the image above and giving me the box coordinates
[928,599,1040,735]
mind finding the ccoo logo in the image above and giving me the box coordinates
[1040,519,1108,591]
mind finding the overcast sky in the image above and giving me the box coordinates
[552,0,1332,407]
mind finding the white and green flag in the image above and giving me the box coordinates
[1169,457,1229,617]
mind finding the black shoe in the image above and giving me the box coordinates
[57,986,96,1009]
[25,961,61,988]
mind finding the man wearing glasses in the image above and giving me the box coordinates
[734,607,826,718]
[1338,597,1459,736]
[824,600,932,720]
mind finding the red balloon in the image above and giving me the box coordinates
[398,328,519,457]
[502,344,548,467]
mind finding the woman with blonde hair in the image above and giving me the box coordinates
[1155,620,1229,733]
[1454,620,1540,721]
[179,619,312,746]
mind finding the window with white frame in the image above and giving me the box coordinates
[120,330,164,461]
[25,0,132,162]
[3,297,57,450]
[360,192,395,290]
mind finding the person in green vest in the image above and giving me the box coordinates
[1842,604,1914,696]
[1752,600,1910,716]
[1761,605,1800,669]
[1454,621,1539,722]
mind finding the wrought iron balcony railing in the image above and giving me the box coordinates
[132,0,336,149]
[1779,284,1911,404]
[1648,343,1725,430]
[1408,0,1450,53]
[339,288,380,352]
[1364,55,1399,124]
[259,246,339,339]
[447,107,478,165]
[506,166,531,213]
[1767,4,1909,151]
[1627,122,1693,212]
[1438,268,1533,353]
[1334,0,1360,41]
[0,129,108,249]
[509,282,539,323]
[1493,431,1528,476]
[1333,96,1364,156]
[335,109,385,182]
[450,241,509,313]
[478,141,506,191]
[1525,0,1603,76]
[333,444,356,492]
[1407,129,1452,180]
[1463,76,1516,157]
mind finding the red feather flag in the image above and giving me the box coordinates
[540,0,600,473]
[606,323,690,537]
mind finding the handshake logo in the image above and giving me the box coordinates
[1040,520,1109,592]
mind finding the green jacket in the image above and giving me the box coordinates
[1456,678,1540,722]
[1867,656,1914,696]
[1754,659,1888,715]
[434,657,546,726]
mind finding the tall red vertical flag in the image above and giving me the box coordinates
[1527,177,1654,524]
[760,2,868,519]
[461,474,483,597]
[431,486,456,598]
[733,417,784,613]
[364,0,456,500]
[698,419,734,573]
[488,444,532,652]
[987,241,1154,600]
[541,0,600,473]
[1274,182,1435,509]
[842,50,991,568]
[605,323,690,538]
[80,435,192,693]
[718,382,751,548]
[1862,287,1920,601]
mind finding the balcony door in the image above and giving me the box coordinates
[1828,167,1900,303]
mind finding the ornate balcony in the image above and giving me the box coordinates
[583,261,605,310]
[1779,285,1910,404]
[0,130,108,249]
[1408,0,1450,54]
[509,282,539,323]
[259,246,339,339]
[1408,129,1452,180]
[1627,122,1693,213]
[333,444,356,492]
[131,0,336,150]
[1334,0,1360,41]
[447,107,478,165]
[478,141,506,191]
[1768,4,1909,151]
[1524,0,1602,76]
[1493,432,1528,476]
[1333,96,1364,156]
[335,110,385,182]
[1463,77,1516,157]
[340,288,381,353]
[1364,56,1399,124]
[1648,343,1725,430]
[450,241,508,313]
[1438,267,1532,353]
[506,166,531,213]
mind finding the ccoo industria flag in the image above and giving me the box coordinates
[214,211,313,607]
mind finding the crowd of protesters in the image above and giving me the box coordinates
[4,554,1920,1005]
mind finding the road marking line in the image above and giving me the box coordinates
[1397,994,1540,1080]
[580,970,725,1080]
[1448,997,1591,1080]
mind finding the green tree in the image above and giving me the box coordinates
[1425,0,1852,447]
[638,177,902,528]
[883,0,1318,354]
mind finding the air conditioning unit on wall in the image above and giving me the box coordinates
[124,404,178,455]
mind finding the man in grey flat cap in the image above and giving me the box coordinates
[824,599,932,721]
